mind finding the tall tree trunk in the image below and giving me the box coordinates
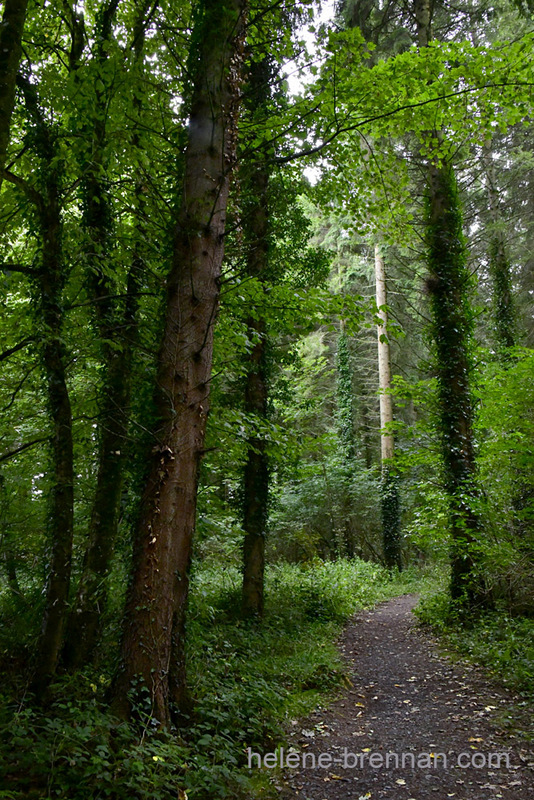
[415,0,484,606]
[62,0,143,672]
[62,292,137,669]
[111,0,247,727]
[34,206,74,692]
[425,163,483,603]
[241,56,271,618]
[241,174,269,618]
[0,0,29,187]
[483,140,516,354]
[242,311,269,616]
[414,0,431,48]
[336,328,356,462]
[18,75,75,692]
[335,326,357,558]
[0,481,23,599]
[374,244,401,571]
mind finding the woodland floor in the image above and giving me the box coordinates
[278,595,534,800]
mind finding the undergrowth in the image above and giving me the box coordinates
[0,558,440,800]
[415,592,534,698]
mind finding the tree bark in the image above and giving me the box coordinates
[241,55,272,618]
[111,0,247,727]
[336,328,356,462]
[425,162,483,603]
[374,244,402,571]
[34,207,74,692]
[414,0,484,606]
[19,76,75,692]
[375,244,394,463]
[62,0,142,672]
[62,293,136,669]
[483,140,516,354]
[0,0,29,186]
[242,172,269,619]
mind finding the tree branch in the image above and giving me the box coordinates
[0,435,48,464]
[0,336,33,362]
[0,263,37,275]
[1,363,38,412]
[1,168,42,207]
[273,82,534,166]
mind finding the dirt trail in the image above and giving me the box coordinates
[279,595,534,800]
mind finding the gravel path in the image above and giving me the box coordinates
[279,594,534,800]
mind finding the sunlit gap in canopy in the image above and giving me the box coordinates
[283,0,337,185]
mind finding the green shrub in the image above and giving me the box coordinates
[415,594,534,698]
[0,558,436,800]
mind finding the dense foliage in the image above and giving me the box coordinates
[0,559,436,799]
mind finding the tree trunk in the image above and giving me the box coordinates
[30,138,74,694]
[241,55,272,618]
[415,0,484,606]
[0,0,29,186]
[336,328,356,462]
[62,0,142,672]
[414,0,431,48]
[34,214,74,692]
[62,305,136,669]
[425,162,483,603]
[242,175,269,618]
[241,334,269,615]
[13,76,75,695]
[335,327,358,558]
[483,140,516,354]
[375,244,394,463]
[374,244,402,571]
[111,0,247,727]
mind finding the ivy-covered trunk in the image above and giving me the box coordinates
[425,163,483,603]
[241,57,271,618]
[34,204,74,692]
[414,0,483,605]
[374,244,401,571]
[335,327,357,558]
[0,0,29,184]
[63,0,142,672]
[112,0,247,726]
[241,178,269,617]
[17,77,75,694]
[63,295,136,669]
[241,308,269,616]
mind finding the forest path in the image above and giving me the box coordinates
[279,595,534,800]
